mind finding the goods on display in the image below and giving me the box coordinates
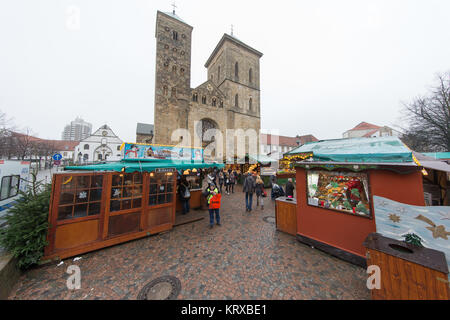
[307,170,371,217]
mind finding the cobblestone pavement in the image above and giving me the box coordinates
[9,185,370,300]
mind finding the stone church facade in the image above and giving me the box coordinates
[153,10,262,159]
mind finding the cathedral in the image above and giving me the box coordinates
[153,10,262,159]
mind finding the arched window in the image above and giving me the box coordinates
[202,96,207,104]
[249,68,253,84]
[235,94,239,107]
[180,67,185,74]
[172,65,177,73]
[84,144,89,150]
[163,85,168,96]
[192,93,198,102]
[219,101,223,108]
[171,87,177,97]
[235,62,239,79]
[172,31,178,40]
[212,98,216,107]
[249,98,253,111]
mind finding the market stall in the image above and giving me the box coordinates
[291,136,426,266]
[43,159,223,260]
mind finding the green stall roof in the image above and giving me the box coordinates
[65,159,224,173]
[286,136,414,163]
[422,152,450,160]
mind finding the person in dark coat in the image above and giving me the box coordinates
[243,172,256,212]
[271,182,285,200]
[179,178,191,215]
[285,178,295,198]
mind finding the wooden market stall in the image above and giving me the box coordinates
[289,137,426,267]
[43,159,223,260]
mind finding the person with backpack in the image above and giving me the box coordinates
[255,175,265,210]
[204,182,221,228]
[271,182,285,200]
[243,172,256,212]
[179,177,191,215]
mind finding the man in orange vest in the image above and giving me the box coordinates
[205,182,221,228]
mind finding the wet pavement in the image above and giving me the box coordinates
[8,185,370,300]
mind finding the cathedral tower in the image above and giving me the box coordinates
[154,11,193,145]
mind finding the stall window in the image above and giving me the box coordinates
[0,175,20,201]
[110,173,143,212]
[148,171,175,206]
[57,175,104,220]
[306,170,371,217]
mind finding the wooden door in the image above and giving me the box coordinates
[103,172,145,239]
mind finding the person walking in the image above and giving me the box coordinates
[224,171,230,195]
[255,175,265,210]
[218,171,224,193]
[243,172,256,212]
[285,178,295,198]
[179,177,191,215]
[204,182,221,228]
[229,171,236,193]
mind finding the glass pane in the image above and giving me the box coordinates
[166,183,173,193]
[59,191,75,205]
[306,170,371,217]
[132,198,142,208]
[133,185,142,197]
[122,199,132,210]
[61,176,75,190]
[124,174,133,186]
[110,200,120,212]
[112,175,122,187]
[1,176,11,200]
[76,176,91,189]
[9,176,19,197]
[149,195,157,206]
[157,193,166,204]
[88,202,101,215]
[149,184,157,195]
[166,193,173,203]
[123,187,133,198]
[149,173,156,184]
[75,189,89,203]
[133,173,143,184]
[158,184,166,194]
[111,187,122,199]
[73,204,88,218]
[58,205,73,220]
[91,175,103,188]
[89,189,102,202]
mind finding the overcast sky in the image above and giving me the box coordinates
[1,0,449,142]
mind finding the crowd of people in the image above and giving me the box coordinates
[178,167,296,229]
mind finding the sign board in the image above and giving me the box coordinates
[155,168,176,173]
[122,143,203,161]
[53,160,61,166]
[52,153,63,161]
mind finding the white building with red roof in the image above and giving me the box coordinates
[260,133,318,159]
[342,122,403,139]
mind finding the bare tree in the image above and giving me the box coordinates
[401,72,450,152]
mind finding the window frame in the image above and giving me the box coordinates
[0,175,20,201]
